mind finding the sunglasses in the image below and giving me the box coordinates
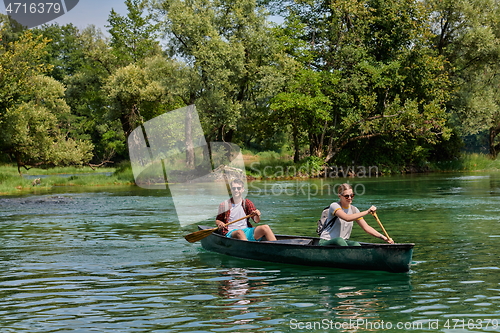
[231,186,243,191]
[342,194,355,199]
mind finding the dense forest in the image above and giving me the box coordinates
[1,0,500,174]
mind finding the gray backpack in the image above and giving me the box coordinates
[316,206,338,235]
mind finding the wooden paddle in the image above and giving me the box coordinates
[184,214,254,243]
[371,211,394,243]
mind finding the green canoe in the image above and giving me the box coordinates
[198,226,414,273]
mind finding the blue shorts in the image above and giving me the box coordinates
[226,227,262,241]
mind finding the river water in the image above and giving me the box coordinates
[1,173,499,332]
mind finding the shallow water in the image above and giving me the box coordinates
[1,173,500,332]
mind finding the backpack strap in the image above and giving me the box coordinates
[324,215,338,232]
[318,206,338,235]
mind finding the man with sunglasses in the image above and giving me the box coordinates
[319,183,394,246]
[215,179,277,241]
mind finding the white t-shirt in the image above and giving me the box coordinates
[227,201,248,231]
[320,202,360,240]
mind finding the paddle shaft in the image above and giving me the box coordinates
[371,212,393,242]
[217,213,254,230]
[184,213,254,243]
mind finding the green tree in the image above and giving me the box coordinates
[100,0,177,155]
[107,0,162,65]
[150,0,284,143]
[0,14,25,45]
[28,23,130,165]
[270,69,331,162]
[104,55,189,138]
[0,32,93,172]
[276,0,452,164]
[427,0,500,157]
[31,23,86,81]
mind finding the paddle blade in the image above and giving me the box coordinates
[184,227,217,243]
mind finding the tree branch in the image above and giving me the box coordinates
[172,31,189,50]
[336,109,406,150]
[88,149,116,170]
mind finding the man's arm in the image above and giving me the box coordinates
[245,199,261,223]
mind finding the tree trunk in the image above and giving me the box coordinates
[185,105,195,169]
[120,112,134,139]
[119,103,139,140]
[489,123,500,158]
[292,125,300,163]
[15,153,23,175]
[309,133,324,159]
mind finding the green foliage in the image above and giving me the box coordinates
[31,23,86,81]
[428,0,500,156]
[4,0,500,174]
[62,26,126,163]
[150,0,286,143]
[0,164,134,195]
[113,161,136,182]
[0,32,93,172]
[104,0,191,142]
[245,151,295,178]
[0,31,53,110]
[0,175,32,194]
[298,156,324,177]
[270,69,332,161]
[270,0,452,164]
[104,56,191,137]
[245,151,326,178]
[0,164,113,175]
[0,13,26,44]
[333,136,428,174]
[256,151,283,160]
[430,153,500,172]
[107,0,162,64]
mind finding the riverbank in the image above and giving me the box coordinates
[245,151,500,179]
[1,153,498,196]
[0,163,135,196]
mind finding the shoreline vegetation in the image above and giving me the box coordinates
[3,1,500,198]
[1,152,499,196]
[0,163,136,196]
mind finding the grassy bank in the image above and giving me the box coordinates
[0,163,135,195]
[243,151,324,179]
[244,151,500,178]
[1,153,498,195]
[429,153,500,172]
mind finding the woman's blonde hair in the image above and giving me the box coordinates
[337,183,353,196]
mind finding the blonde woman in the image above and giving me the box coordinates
[319,183,394,246]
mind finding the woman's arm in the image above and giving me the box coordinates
[355,218,394,244]
[334,205,376,222]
